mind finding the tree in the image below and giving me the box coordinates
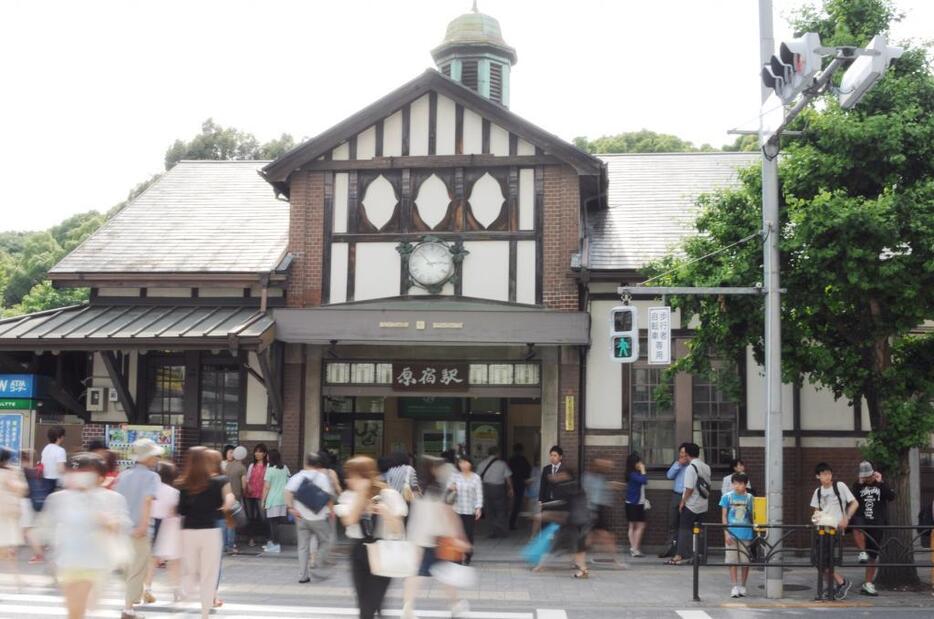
[573,129,717,153]
[650,0,933,587]
[164,118,296,169]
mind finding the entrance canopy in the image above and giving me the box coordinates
[0,304,275,351]
[273,299,590,346]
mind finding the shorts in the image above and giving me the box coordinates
[811,533,842,568]
[57,568,108,585]
[725,536,750,564]
[624,503,646,522]
[854,524,884,558]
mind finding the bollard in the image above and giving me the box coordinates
[692,526,701,602]
[815,527,824,600]
[828,528,837,601]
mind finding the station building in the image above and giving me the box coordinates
[0,7,929,538]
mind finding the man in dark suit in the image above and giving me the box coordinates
[539,445,564,507]
[507,443,532,530]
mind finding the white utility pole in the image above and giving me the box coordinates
[758,0,784,600]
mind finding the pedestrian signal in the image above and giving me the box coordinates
[609,306,638,363]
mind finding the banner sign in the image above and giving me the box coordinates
[0,374,35,399]
[0,399,33,410]
[0,413,24,464]
[391,363,468,392]
[105,424,176,470]
[647,306,672,365]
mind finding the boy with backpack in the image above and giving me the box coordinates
[720,472,754,597]
[810,462,858,600]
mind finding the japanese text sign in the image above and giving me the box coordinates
[0,413,24,464]
[391,363,468,392]
[648,306,671,365]
[0,374,35,398]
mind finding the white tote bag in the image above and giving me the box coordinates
[365,539,419,578]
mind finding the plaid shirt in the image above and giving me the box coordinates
[450,471,483,515]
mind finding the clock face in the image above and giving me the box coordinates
[408,241,455,287]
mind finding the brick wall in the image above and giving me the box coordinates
[280,350,304,471]
[542,165,581,311]
[287,171,326,308]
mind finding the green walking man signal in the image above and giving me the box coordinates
[609,306,639,363]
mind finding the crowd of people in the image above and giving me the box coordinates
[0,425,921,618]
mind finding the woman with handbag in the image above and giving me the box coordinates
[177,447,235,619]
[624,453,649,558]
[35,452,131,619]
[402,456,472,619]
[335,456,408,619]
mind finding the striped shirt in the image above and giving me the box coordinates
[449,471,483,515]
[384,465,418,496]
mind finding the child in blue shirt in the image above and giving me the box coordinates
[719,472,754,598]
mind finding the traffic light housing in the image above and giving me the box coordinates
[762,32,825,103]
[609,305,638,363]
[838,35,903,109]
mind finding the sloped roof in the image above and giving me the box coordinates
[0,304,274,350]
[50,161,288,276]
[587,152,760,271]
[261,69,603,190]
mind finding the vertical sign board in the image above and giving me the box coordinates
[647,307,672,365]
[564,395,575,432]
[0,412,25,465]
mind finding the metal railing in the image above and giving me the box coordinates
[690,523,934,602]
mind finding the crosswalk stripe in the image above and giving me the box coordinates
[535,611,568,619]
[676,611,714,619]
[0,591,536,619]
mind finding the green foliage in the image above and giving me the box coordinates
[650,0,934,474]
[164,118,296,169]
[573,130,717,154]
[2,120,298,317]
[721,134,759,152]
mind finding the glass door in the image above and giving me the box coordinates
[200,364,241,449]
[415,421,466,458]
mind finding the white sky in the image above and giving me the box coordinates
[1,0,931,232]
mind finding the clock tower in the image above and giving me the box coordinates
[431,2,517,107]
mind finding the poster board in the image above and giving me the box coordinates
[0,412,25,465]
[105,424,176,470]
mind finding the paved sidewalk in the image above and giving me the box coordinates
[4,536,933,615]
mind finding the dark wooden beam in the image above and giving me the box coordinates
[428,91,437,156]
[296,154,561,171]
[102,350,137,422]
[455,104,464,155]
[47,379,88,421]
[401,104,410,156]
[482,118,491,154]
[332,230,536,243]
[257,349,283,426]
[375,119,384,158]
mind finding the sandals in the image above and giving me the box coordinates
[664,557,688,565]
[573,565,589,579]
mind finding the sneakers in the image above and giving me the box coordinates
[630,549,645,558]
[451,600,470,618]
[263,542,281,553]
[834,578,853,600]
[738,585,747,597]
[142,590,156,603]
[857,551,869,564]
[861,582,878,596]
[730,586,741,598]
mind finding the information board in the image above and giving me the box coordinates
[105,424,176,470]
[648,306,672,365]
[0,413,24,464]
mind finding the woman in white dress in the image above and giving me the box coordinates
[145,461,182,602]
[0,447,28,577]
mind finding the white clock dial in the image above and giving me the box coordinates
[409,241,454,287]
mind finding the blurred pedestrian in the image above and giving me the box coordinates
[262,448,290,553]
[221,445,235,473]
[403,456,472,619]
[206,449,228,608]
[721,458,753,496]
[507,444,532,531]
[0,447,27,579]
[177,446,235,619]
[623,453,649,557]
[477,446,512,538]
[146,461,181,603]
[88,440,119,489]
[40,425,67,496]
[244,443,269,547]
[336,455,408,619]
[114,438,162,617]
[385,452,419,503]
[659,443,690,558]
[583,458,626,567]
[20,449,45,563]
[224,446,247,554]
[534,466,590,578]
[285,452,334,582]
[448,455,482,565]
[36,452,131,619]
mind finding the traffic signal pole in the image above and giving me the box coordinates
[758,0,784,600]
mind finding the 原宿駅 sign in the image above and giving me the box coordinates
[391,363,468,392]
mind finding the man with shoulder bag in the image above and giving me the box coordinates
[665,443,710,566]
[285,452,335,583]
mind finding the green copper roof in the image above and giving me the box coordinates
[433,8,517,64]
